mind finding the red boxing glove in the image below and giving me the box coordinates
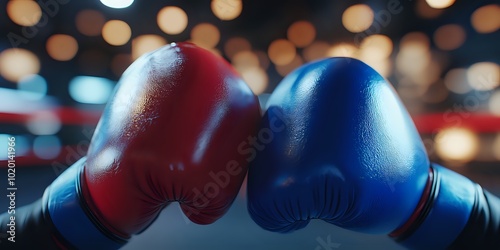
[83,42,261,237]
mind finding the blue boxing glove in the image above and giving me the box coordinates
[247,57,500,249]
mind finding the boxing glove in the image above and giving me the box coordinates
[0,42,261,249]
[247,57,500,249]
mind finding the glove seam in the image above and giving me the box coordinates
[389,165,439,241]
[77,166,130,243]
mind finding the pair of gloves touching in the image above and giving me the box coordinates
[1,43,498,249]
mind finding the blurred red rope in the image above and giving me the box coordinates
[1,108,500,167]
[413,113,500,134]
[0,107,100,125]
[1,108,499,132]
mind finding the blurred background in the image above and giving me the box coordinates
[0,0,499,249]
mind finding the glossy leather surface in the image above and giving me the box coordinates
[247,58,429,234]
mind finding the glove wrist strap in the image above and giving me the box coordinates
[43,157,128,249]
[390,164,476,249]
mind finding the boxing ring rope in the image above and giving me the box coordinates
[1,108,500,167]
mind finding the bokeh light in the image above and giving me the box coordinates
[423,80,449,104]
[435,127,480,164]
[303,41,330,62]
[76,10,106,36]
[363,58,392,78]
[0,134,13,160]
[102,20,132,46]
[416,0,444,19]
[46,34,79,61]
[425,0,455,9]
[191,23,220,49]
[471,4,500,34]
[494,134,500,160]
[342,4,374,33]
[275,54,304,77]
[240,67,268,95]
[100,0,134,9]
[0,134,28,159]
[466,62,500,91]
[69,76,115,104]
[13,136,29,157]
[232,51,260,72]
[396,32,431,78]
[255,50,270,70]
[268,39,296,66]
[287,21,316,48]
[358,34,393,60]
[444,68,471,94]
[132,34,167,60]
[157,6,188,35]
[489,90,500,116]
[7,0,42,27]
[327,43,358,57]
[399,31,431,51]
[224,37,251,59]
[0,48,40,82]
[18,74,47,100]
[33,135,61,159]
[26,111,62,135]
[433,24,466,51]
[211,0,243,21]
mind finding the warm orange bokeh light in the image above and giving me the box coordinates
[46,34,79,61]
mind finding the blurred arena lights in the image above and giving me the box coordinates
[444,68,472,94]
[6,0,42,27]
[275,54,303,77]
[433,24,466,51]
[302,41,329,62]
[342,4,374,33]
[490,91,500,116]
[132,34,167,60]
[17,74,48,100]
[358,35,393,60]
[416,0,443,19]
[0,134,29,159]
[232,50,260,72]
[26,111,62,135]
[255,50,270,70]
[0,134,12,160]
[268,39,296,66]
[0,0,499,170]
[224,37,252,60]
[69,76,115,104]
[327,43,357,57]
[102,20,132,46]
[287,21,316,48]
[100,0,134,9]
[466,62,500,91]
[76,10,106,37]
[435,127,480,164]
[211,0,243,21]
[425,0,455,9]
[241,67,269,95]
[470,4,500,34]
[191,23,221,49]
[157,6,188,35]
[0,87,56,115]
[33,135,61,160]
[0,48,40,83]
[46,34,79,61]
[494,134,500,160]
